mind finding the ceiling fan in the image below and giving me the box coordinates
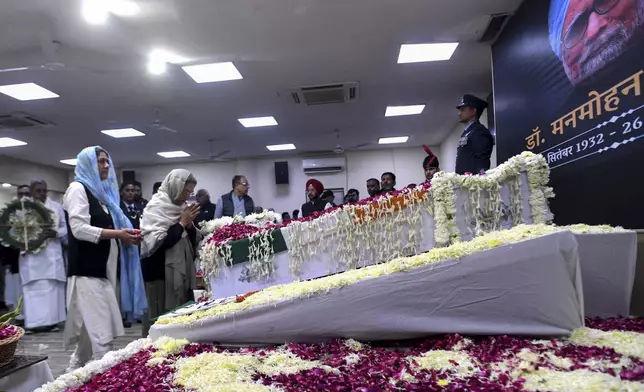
[306,129,371,155]
[194,139,233,162]
[0,35,105,74]
[146,109,179,133]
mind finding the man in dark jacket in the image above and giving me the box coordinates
[301,179,330,218]
[120,181,141,229]
[455,94,494,175]
[194,189,216,226]
[215,175,255,218]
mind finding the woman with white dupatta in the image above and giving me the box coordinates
[62,146,147,370]
[140,169,201,337]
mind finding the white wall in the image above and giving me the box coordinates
[0,155,71,204]
[439,112,497,172]
[130,146,437,215]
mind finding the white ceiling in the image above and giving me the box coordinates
[0,0,522,168]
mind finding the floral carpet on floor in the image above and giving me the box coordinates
[37,318,644,392]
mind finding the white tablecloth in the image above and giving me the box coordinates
[154,231,584,343]
[0,361,53,392]
[574,232,637,318]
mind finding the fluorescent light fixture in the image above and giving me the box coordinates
[385,105,425,117]
[0,83,59,101]
[157,151,190,158]
[2,183,11,188]
[181,62,243,83]
[266,144,296,151]
[60,159,78,166]
[101,128,145,138]
[238,116,278,128]
[378,136,409,144]
[0,137,27,148]
[82,0,109,24]
[107,1,140,16]
[397,43,459,64]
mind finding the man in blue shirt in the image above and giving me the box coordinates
[215,175,255,218]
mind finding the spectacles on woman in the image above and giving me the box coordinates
[563,0,620,50]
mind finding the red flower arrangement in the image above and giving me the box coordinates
[60,317,644,392]
[0,324,20,340]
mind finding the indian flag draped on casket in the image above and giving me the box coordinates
[199,151,554,300]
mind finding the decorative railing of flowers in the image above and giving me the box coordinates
[198,151,554,284]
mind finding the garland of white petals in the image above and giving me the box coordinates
[39,325,644,392]
[200,152,552,282]
[431,151,553,246]
[35,338,152,392]
[199,210,283,236]
[246,229,278,281]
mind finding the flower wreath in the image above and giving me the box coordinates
[0,198,54,254]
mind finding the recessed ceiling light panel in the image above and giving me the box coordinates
[397,43,459,64]
[60,159,78,166]
[101,128,146,138]
[181,62,243,83]
[0,83,59,101]
[385,105,425,117]
[157,151,190,158]
[266,144,296,151]
[0,137,27,148]
[238,116,278,128]
[378,136,409,144]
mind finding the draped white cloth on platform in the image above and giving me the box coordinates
[153,231,585,344]
[19,198,67,329]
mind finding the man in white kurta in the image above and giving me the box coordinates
[19,180,67,332]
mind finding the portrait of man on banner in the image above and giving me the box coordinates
[549,0,644,85]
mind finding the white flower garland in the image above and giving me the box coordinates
[199,210,283,236]
[200,152,552,283]
[246,229,277,281]
[35,338,152,392]
[430,151,553,246]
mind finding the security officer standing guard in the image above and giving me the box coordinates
[455,94,494,175]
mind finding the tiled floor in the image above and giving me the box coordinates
[16,323,144,379]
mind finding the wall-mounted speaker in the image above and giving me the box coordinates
[274,161,289,184]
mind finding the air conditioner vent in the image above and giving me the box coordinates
[289,82,359,106]
[303,166,344,174]
[302,157,345,174]
[0,112,55,129]
[479,13,512,43]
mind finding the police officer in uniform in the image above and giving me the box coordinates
[455,94,494,175]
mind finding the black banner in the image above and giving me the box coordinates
[492,0,644,229]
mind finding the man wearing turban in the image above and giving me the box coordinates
[549,0,644,85]
[422,145,441,184]
[301,179,333,218]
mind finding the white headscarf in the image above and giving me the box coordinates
[140,169,194,258]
